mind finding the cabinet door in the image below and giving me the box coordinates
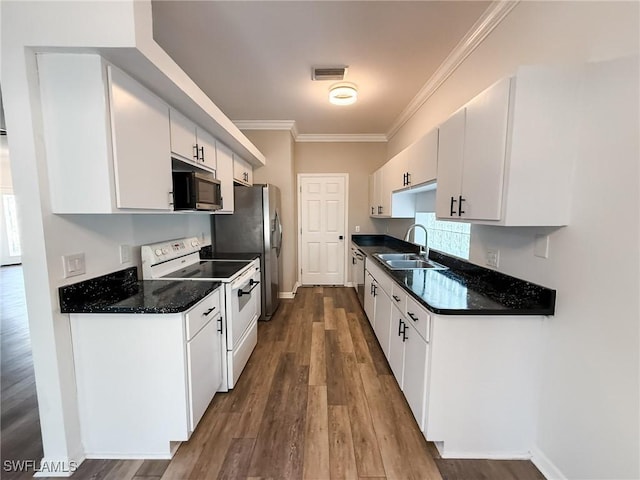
[372,169,384,216]
[197,129,217,173]
[169,109,198,164]
[403,320,429,430]
[108,66,172,210]
[373,288,392,358]
[364,272,376,326]
[233,155,253,186]
[385,149,408,193]
[186,319,218,432]
[461,77,510,221]
[408,128,438,187]
[435,108,466,219]
[388,309,406,388]
[214,142,235,214]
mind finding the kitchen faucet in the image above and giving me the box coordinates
[404,223,429,258]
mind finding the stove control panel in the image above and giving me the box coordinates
[141,237,202,267]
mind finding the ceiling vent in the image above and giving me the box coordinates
[312,66,348,81]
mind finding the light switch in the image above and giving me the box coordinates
[120,244,132,264]
[486,249,500,268]
[534,234,549,259]
[63,253,86,278]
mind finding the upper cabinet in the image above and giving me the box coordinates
[388,129,439,191]
[369,128,437,219]
[436,66,581,226]
[37,53,262,215]
[233,154,253,186]
[169,109,217,173]
[38,54,173,213]
[215,142,235,214]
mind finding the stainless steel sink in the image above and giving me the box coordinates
[373,253,448,270]
[376,253,422,261]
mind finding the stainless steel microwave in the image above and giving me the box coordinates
[172,171,222,211]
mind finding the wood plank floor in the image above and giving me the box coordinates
[1,272,546,480]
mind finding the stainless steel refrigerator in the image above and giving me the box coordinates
[213,184,282,320]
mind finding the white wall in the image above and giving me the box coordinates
[1,1,212,469]
[388,2,640,479]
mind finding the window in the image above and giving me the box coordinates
[413,212,470,260]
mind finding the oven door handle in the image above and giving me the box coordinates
[237,279,260,297]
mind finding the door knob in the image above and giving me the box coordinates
[338,235,344,240]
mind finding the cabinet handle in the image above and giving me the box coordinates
[168,191,174,207]
[392,295,400,302]
[402,323,408,342]
[370,283,375,295]
[372,284,377,297]
[402,172,407,186]
[398,319,404,336]
[449,196,457,216]
[199,146,205,162]
[407,311,418,322]
[371,206,375,215]
[378,206,383,214]
[406,172,411,186]
[458,196,466,216]
[203,306,216,317]
[193,144,199,160]
[352,257,356,265]
[217,317,223,333]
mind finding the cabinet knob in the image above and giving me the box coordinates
[193,144,199,160]
[200,146,205,161]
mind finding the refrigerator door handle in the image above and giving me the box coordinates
[274,210,283,258]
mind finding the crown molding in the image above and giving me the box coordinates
[296,133,388,143]
[233,120,387,143]
[386,0,520,140]
[233,120,299,139]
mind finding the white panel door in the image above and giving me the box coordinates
[300,175,346,285]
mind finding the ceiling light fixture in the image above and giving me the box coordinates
[329,83,358,106]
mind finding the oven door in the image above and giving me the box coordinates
[229,267,260,349]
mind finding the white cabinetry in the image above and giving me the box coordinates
[233,154,253,186]
[436,66,581,226]
[38,54,173,213]
[70,288,224,458]
[369,166,415,218]
[362,256,542,458]
[214,142,235,214]
[169,109,217,173]
[388,128,439,191]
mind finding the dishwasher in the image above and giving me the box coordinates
[350,244,365,307]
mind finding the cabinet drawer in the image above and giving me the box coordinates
[186,288,221,341]
[405,295,430,342]
[390,283,407,311]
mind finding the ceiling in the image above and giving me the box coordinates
[151,1,491,137]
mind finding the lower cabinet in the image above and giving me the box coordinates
[70,288,224,458]
[364,257,542,459]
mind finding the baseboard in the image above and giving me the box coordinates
[438,450,532,460]
[531,446,567,480]
[279,281,301,299]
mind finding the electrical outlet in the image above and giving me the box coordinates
[119,244,131,264]
[355,225,360,233]
[63,253,86,278]
[486,249,500,268]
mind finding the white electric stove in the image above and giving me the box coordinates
[141,237,260,390]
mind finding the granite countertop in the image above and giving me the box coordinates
[59,267,220,314]
[352,234,555,316]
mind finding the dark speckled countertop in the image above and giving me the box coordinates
[59,267,220,314]
[352,234,555,316]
